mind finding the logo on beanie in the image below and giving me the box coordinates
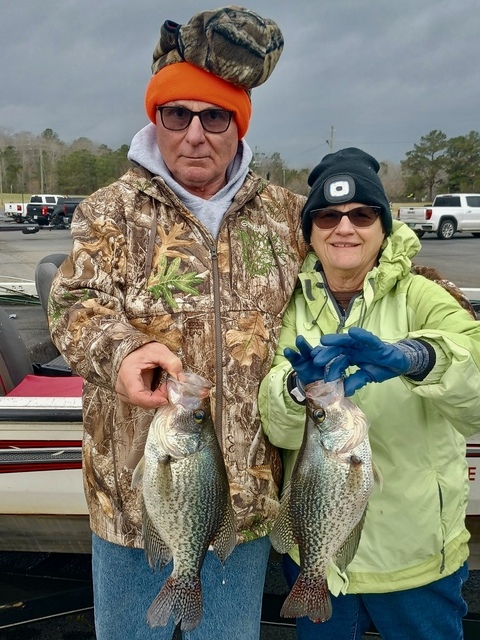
[324,175,356,203]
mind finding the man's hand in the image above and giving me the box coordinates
[115,343,184,409]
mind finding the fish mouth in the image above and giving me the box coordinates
[306,379,370,452]
[305,378,343,402]
[167,374,212,407]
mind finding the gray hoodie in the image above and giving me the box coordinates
[127,123,253,238]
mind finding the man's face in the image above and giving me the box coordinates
[156,100,240,199]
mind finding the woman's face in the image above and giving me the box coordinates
[156,99,239,199]
[310,202,386,284]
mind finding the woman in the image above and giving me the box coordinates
[259,147,480,639]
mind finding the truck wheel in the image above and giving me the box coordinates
[472,233,480,238]
[437,219,456,240]
[414,230,425,238]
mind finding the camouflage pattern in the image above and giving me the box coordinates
[48,165,306,548]
[151,6,284,90]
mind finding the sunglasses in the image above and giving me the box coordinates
[157,106,233,133]
[311,205,381,229]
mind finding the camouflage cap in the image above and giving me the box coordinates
[151,5,284,90]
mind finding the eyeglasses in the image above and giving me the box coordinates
[311,205,381,229]
[157,106,234,133]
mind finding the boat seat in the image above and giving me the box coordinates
[6,373,82,397]
[35,253,68,316]
[0,306,74,397]
[32,252,73,378]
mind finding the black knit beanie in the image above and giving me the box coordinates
[301,147,392,242]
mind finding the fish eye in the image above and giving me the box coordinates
[312,408,326,423]
[193,410,206,423]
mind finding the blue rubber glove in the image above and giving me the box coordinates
[284,336,350,386]
[314,327,410,396]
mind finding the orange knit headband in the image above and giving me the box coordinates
[145,62,252,139]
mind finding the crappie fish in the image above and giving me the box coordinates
[270,378,374,623]
[132,372,236,631]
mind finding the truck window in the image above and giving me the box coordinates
[434,196,461,207]
[30,196,42,203]
[46,197,56,203]
[466,196,480,207]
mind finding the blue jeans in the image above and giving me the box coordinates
[283,554,468,640]
[92,533,271,640]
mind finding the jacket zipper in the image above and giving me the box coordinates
[207,197,251,442]
[210,244,224,443]
[325,287,364,333]
[438,483,446,573]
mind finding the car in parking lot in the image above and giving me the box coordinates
[49,196,85,229]
[25,195,64,226]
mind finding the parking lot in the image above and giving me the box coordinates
[415,234,480,288]
[1,215,480,288]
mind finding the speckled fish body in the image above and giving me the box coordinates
[132,372,236,631]
[270,378,374,623]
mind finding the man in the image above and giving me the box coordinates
[49,6,307,639]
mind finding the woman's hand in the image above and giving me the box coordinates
[284,335,349,386]
[316,327,410,395]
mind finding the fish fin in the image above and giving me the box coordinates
[373,461,383,491]
[269,483,296,554]
[334,510,366,572]
[147,575,202,632]
[211,502,237,564]
[142,503,172,570]
[281,572,332,623]
[131,456,145,489]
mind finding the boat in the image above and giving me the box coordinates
[0,270,90,553]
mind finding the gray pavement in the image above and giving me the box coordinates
[0,221,72,283]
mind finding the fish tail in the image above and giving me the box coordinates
[147,575,202,632]
[281,573,332,623]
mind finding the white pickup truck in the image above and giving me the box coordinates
[4,194,63,224]
[4,200,29,219]
[397,193,480,240]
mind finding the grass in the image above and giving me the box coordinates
[0,192,32,205]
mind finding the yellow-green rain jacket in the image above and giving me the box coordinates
[259,220,480,595]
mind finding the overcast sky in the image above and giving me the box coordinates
[2,0,479,169]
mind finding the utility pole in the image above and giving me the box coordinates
[326,126,335,152]
[0,154,3,206]
[39,147,44,193]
